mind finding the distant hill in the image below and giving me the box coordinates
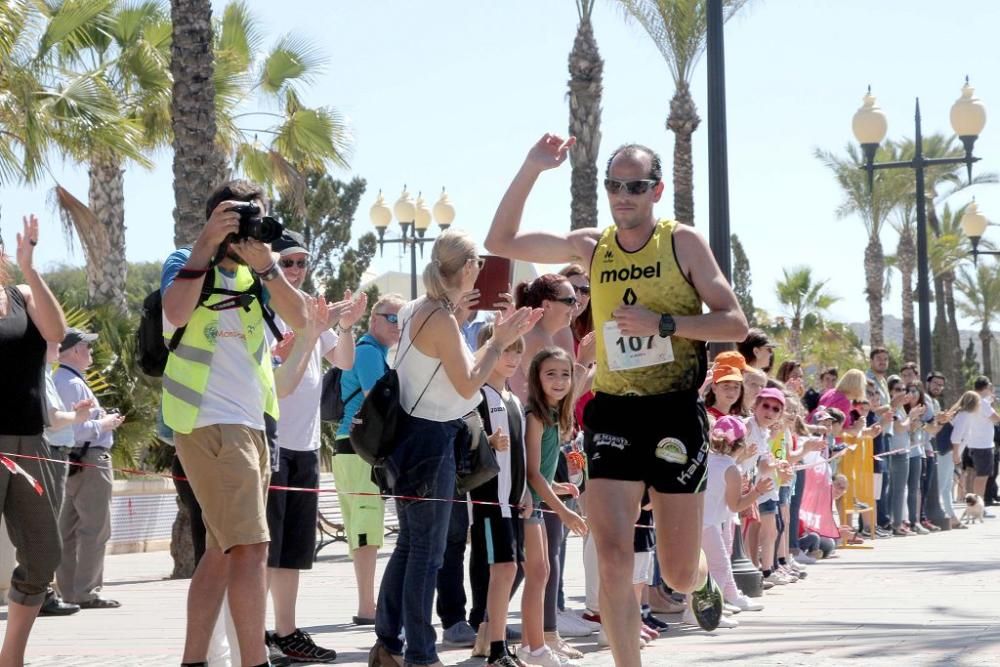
[848,314,988,365]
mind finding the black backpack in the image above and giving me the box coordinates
[319,340,381,423]
[136,268,282,378]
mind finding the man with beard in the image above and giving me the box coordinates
[160,180,308,667]
[486,135,748,667]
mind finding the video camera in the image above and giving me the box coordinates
[227,203,284,243]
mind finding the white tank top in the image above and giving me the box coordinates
[703,451,737,527]
[395,299,481,422]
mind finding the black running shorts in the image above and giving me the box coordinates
[583,390,709,494]
[470,513,524,565]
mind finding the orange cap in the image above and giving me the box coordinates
[712,365,743,384]
[714,350,748,371]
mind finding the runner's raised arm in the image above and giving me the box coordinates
[486,133,600,264]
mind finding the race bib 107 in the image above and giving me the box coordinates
[602,321,674,371]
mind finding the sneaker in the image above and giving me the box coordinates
[912,522,930,535]
[271,629,336,663]
[443,620,478,647]
[688,572,724,632]
[794,552,817,565]
[544,631,583,659]
[777,566,799,582]
[556,610,594,638]
[723,602,741,615]
[642,612,669,632]
[570,611,601,632]
[727,594,764,612]
[681,605,738,629]
[892,526,913,537]
[516,645,576,667]
[596,628,610,648]
[761,579,775,590]
[489,654,526,667]
[784,563,807,579]
[921,519,941,532]
[762,571,789,586]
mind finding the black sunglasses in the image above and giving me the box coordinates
[572,284,591,295]
[279,259,307,269]
[604,178,659,196]
[376,312,399,324]
[552,296,578,306]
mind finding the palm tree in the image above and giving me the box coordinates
[0,0,149,186]
[775,266,839,358]
[815,143,909,348]
[170,0,228,247]
[956,261,1000,380]
[213,2,351,216]
[44,0,173,313]
[617,0,748,226]
[568,0,603,230]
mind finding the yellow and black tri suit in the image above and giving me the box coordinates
[582,219,710,494]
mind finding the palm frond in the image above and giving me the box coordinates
[36,0,115,59]
[272,102,351,171]
[258,33,327,98]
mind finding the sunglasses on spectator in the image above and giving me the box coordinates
[759,401,782,413]
[279,259,307,269]
[376,312,399,324]
[604,178,659,196]
[572,284,591,295]
[551,296,578,306]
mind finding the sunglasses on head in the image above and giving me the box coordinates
[603,178,658,196]
[552,296,578,306]
[376,312,399,325]
[572,284,591,295]
[279,259,307,269]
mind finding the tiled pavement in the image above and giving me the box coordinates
[11,505,1000,666]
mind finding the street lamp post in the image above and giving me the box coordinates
[852,79,988,378]
[369,187,455,299]
[959,200,996,263]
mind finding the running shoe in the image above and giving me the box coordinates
[912,522,930,535]
[794,552,817,565]
[688,572,724,632]
[489,654,526,667]
[443,620,478,647]
[271,628,336,663]
[722,602,742,615]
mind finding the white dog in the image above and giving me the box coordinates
[961,493,985,524]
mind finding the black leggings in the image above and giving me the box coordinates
[542,505,563,632]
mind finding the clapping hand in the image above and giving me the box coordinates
[336,289,368,330]
[577,331,596,367]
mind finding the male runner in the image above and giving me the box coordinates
[486,134,748,667]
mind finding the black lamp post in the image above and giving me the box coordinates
[706,0,763,597]
[370,187,455,299]
[852,79,987,378]
[959,200,996,263]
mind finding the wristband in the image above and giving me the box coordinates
[255,262,279,282]
[336,322,353,334]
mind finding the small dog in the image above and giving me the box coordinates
[961,493,985,524]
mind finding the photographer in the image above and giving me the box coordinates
[54,327,125,610]
[161,180,307,667]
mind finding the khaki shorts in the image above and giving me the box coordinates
[175,424,270,552]
[331,449,385,553]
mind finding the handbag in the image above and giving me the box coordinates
[349,307,441,466]
[455,394,501,495]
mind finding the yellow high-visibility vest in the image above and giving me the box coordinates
[161,265,278,434]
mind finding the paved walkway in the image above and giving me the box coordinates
[10,508,1000,666]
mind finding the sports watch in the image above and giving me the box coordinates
[658,314,676,338]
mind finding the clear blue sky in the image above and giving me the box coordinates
[5,0,999,331]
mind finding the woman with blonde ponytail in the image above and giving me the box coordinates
[369,229,542,667]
